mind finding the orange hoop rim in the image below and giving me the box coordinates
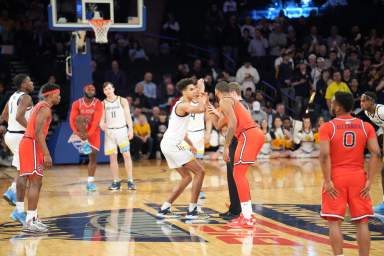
[88,19,112,27]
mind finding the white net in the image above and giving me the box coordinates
[88,19,112,44]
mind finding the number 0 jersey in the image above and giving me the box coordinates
[103,96,126,129]
[319,115,376,177]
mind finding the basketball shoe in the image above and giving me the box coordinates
[10,210,26,226]
[227,214,256,229]
[157,207,180,219]
[374,202,384,215]
[3,188,16,205]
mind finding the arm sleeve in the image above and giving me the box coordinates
[69,101,79,133]
[88,101,103,136]
[365,122,377,140]
[319,123,332,141]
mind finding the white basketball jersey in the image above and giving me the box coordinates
[7,91,32,132]
[163,100,191,143]
[103,96,127,129]
[188,101,205,132]
[365,104,384,127]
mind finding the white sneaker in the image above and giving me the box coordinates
[35,218,48,229]
[24,218,48,233]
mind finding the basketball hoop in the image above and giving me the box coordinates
[88,19,112,44]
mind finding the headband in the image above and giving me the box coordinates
[361,93,376,102]
[42,89,60,97]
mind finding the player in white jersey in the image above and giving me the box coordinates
[99,82,135,191]
[157,78,208,220]
[0,74,33,225]
[187,80,206,159]
[360,91,384,215]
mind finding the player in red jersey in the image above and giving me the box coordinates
[208,81,264,228]
[319,92,381,256]
[69,84,103,192]
[18,84,61,232]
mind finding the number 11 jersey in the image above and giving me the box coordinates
[103,96,127,129]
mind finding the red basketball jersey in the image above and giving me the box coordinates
[69,98,102,134]
[319,115,376,177]
[24,101,52,139]
[232,100,256,138]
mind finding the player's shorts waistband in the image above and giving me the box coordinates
[240,126,258,134]
[7,130,25,134]
[107,125,127,130]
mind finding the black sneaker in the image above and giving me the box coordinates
[157,207,180,219]
[222,211,240,221]
[186,207,199,220]
[108,181,121,191]
[127,180,136,190]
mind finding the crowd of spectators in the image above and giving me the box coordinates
[1,1,384,163]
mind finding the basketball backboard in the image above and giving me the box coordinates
[48,0,146,31]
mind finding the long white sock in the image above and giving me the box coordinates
[16,202,24,213]
[10,182,16,192]
[161,202,171,211]
[241,201,253,219]
[87,176,94,183]
[189,203,197,212]
[26,210,37,223]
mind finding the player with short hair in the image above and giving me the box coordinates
[18,84,61,232]
[319,92,381,256]
[360,91,384,215]
[99,82,135,190]
[1,74,33,218]
[208,81,264,228]
[69,84,103,192]
[157,78,207,219]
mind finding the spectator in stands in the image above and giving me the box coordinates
[325,70,351,109]
[159,83,177,110]
[345,50,360,73]
[342,67,352,84]
[149,106,161,158]
[105,60,127,96]
[308,54,321,89]
[269,23,287,57]
[327,25,344,49]
[274,103,289,121]
[132,114,153,160]
[191,59,204,78]
[162,13,180,38]
[314,69,331,119]
[133,83,150,109]
[277,51,295,108]
[304,26,323,47]
[141,72,157,107]
[248,29,269,62]
[350,78,362,110]
[291,60,311,117]
[222,15,242,63]
[241,16,255,39]
[129,40,148,62]
[251,101,267,124]
[236,61,260,93]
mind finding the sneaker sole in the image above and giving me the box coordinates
[3,195,16,206]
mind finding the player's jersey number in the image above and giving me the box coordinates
[343,131,356,148]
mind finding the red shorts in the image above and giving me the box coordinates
[19,137,44,177]
[320,172,374,222]
[88,130,101,151]
[234,127,264,165]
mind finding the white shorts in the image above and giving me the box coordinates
[161,139,194,169]
[4,132,23,170]
[187,130,205,159]
[104,127,130,155]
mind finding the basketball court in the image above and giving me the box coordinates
[0,159,383,255]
